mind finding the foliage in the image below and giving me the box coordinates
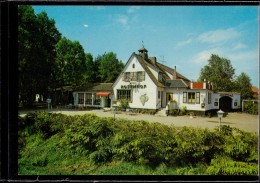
[98,52,124,83]
[243,100,258,115]
[118,99,129,111]
[18,6,61,107]
[18,6,124,108]
[168,109,179,116]
[198,54,235,92]
[206,155,258,175]
[179,106,187,115]
[54,37,87,88]
[234,72,253,100]
[18,112,258,175]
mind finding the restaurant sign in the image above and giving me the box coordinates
[121,84,147,89]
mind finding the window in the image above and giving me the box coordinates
[133,64,135,68]
[94,95,101,105]
[85,93,92,105]
[183,92,200,104]
[188,92,195,104]
[158,72,163,82]
[117,90,132,101]
[183,92,187,103]
[130,72,137,81]
[78,93,84,104]
[208,93,212,104]
[196,92,200,104]
[158,91,161,99]
[137,71,145,82]
[124,72,131,81]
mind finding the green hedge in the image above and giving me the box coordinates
[18,112,258,175]
[243,101,258,115]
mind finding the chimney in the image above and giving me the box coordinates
[173,66,177,80]
[190,80,193,89]
[203,79,207,89]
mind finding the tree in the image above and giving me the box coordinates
[84,53,95,83]
[98,52,124,83]
[198,54,235,92]
[54,37,87,88]
[18,6,61,107]
[234,72,253,100]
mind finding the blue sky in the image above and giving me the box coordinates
[33,5,259,87]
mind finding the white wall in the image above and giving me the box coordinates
[147,65,159,80]
[113,56,159,109]
[165,89,216,111]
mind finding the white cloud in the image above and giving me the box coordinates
[233,42,247,50]
[116,15,128,26]
[83,24,89,28]
[197,28,240,44]
[193,48,222,64]
[228,49,258,63]
[175,38,192,48]
[127,6,141,13]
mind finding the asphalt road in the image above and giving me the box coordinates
[19,109,259,133]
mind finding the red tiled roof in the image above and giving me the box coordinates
[188,82,212,90]
[251,86,259,94]
[192,82,204,89]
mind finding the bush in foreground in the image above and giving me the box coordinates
[18,112,258,175]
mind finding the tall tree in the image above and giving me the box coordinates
[18,6,61,106]
[98,52,124,83]
[234,72,253,100]
[198,54,235,92]
[54,37,87,88]
[84,53,95,83]
[93,55,102,83]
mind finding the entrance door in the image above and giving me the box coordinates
[166,93,173,104]
[219,96,232,112]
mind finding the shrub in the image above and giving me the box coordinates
[19,112,258,175]
[206,155,258,175]
[168,109,179,116]
[243,100,258,115]
[179,106,187,115]
[118,99,129,111]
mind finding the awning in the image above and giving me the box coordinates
[95,92,111,97]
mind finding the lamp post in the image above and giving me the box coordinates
[46,98,52,113]
[217,109,224,131]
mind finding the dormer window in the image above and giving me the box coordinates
[158,72,163,82]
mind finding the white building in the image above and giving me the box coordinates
[73,83,113,109]
[111,47,241,114]
[73,47,241,114]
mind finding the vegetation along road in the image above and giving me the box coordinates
[19,109,258,133]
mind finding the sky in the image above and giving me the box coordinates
[33,5,259,87]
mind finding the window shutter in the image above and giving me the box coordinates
[133,72,137,81]
[130,72,134,81]
[196,92,200,104]
[122,73,125,81]
[141,71,145,81]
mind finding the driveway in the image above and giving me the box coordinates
[19,109,259,133]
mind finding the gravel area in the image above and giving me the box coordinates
[19,109,259,133]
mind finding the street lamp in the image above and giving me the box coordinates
[46,98,52,113]
[217,109,224,131]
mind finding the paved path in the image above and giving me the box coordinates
[19,109,259,133]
